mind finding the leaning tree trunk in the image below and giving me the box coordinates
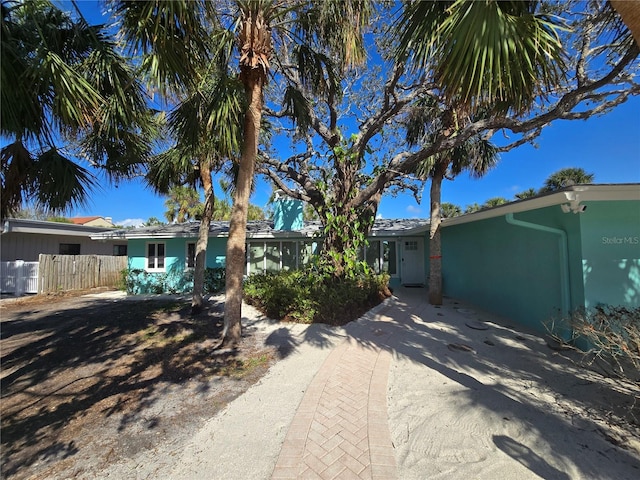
[191,159,214,314]
[611,0,640,48]
[223,68,265,345]
[428,165,446,305]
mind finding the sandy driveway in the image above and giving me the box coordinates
[2,288,639,479]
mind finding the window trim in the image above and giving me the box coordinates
[146,241,166,272]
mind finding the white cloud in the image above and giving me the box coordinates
[376,213,383,219]
[406,205,422,214]
[115,218,145,228]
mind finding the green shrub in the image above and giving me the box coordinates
[117,268,128,291]
[204,267,226,293]
[243,268,391,325]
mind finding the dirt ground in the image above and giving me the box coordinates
[0,289,278,480]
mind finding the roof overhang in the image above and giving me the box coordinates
[442,183,640,228]
[3,218,117,237]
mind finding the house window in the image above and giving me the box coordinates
[59,243,80,255]
[113,245,127,256]
[299,241,318,266]
[281,241,297,271]
[265,242,280,272]
[405,240,418,251]
[249,243,265,274]
[366,240,381,273]
[186,242,196,269]
[383,240,397,275]
[147,242,165,271]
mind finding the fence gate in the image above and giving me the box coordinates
[1,261,39,296]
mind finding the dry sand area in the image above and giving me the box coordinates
[386,294,640,480]
[2,288,639,479]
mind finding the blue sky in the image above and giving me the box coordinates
[56,2,640,225]
[72,96,640,226]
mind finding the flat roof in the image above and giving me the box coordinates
[442,183,640,228]
[91,218,431,240]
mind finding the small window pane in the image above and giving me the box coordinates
[366,241,380,273]
[113,245,127,256]
[59,243,81,255]
[265,242,280,272]
[282,241,296,271]
[148,243,156,257]
[187,243,196,268]
[249,243,264,274]
[383,241,397,275]
[299,241,317,265]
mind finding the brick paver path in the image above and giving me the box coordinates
[272,313,397,480]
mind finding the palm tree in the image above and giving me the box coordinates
[113,0,371,344]
[407,103,498,305]
[542,167,595,192]
[396,1,569,306]
[163,186,203,223]
[145,70,245,314]
[440,202,462,219]
[483,197,509,209]
[1,0,154,219]
[610,0,640,47]
[515,188,538,200]
[464,203,481,214]
[395,1,566,114]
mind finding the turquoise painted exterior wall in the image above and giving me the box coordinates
[441,199,639,336]
[579,200,640,308]
[442,214,560,334]
[126,237,228,294]
[273,198,304,231]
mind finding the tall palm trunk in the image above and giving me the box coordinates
[611,0,640,48]
[192,159,214,314]
[223,67,265,345]
[428,163,446,305]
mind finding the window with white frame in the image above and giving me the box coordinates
[147,242,165,271]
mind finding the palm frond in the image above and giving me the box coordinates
[1,141,34,218]
[109,0,214,94]
[32,148,98,213]
[396,0,567,113]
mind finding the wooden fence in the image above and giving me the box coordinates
[38,254,128,294]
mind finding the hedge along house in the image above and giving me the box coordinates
[92,195,431,295]
[439,184,640,338]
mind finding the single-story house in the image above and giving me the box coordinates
[92,183,639,338]
[440,183,639,336]
[2,218,128,261]
[91,196,431,294]
[1,218,129,295]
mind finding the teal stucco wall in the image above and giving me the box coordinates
[127,237,228,294]
[441,200,639,336]
[579,200,640,308]
[273,198,304,231]
[441,205,583,335]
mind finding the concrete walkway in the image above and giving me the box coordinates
[271,288,427,479]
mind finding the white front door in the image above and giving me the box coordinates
[401,237,425,285]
